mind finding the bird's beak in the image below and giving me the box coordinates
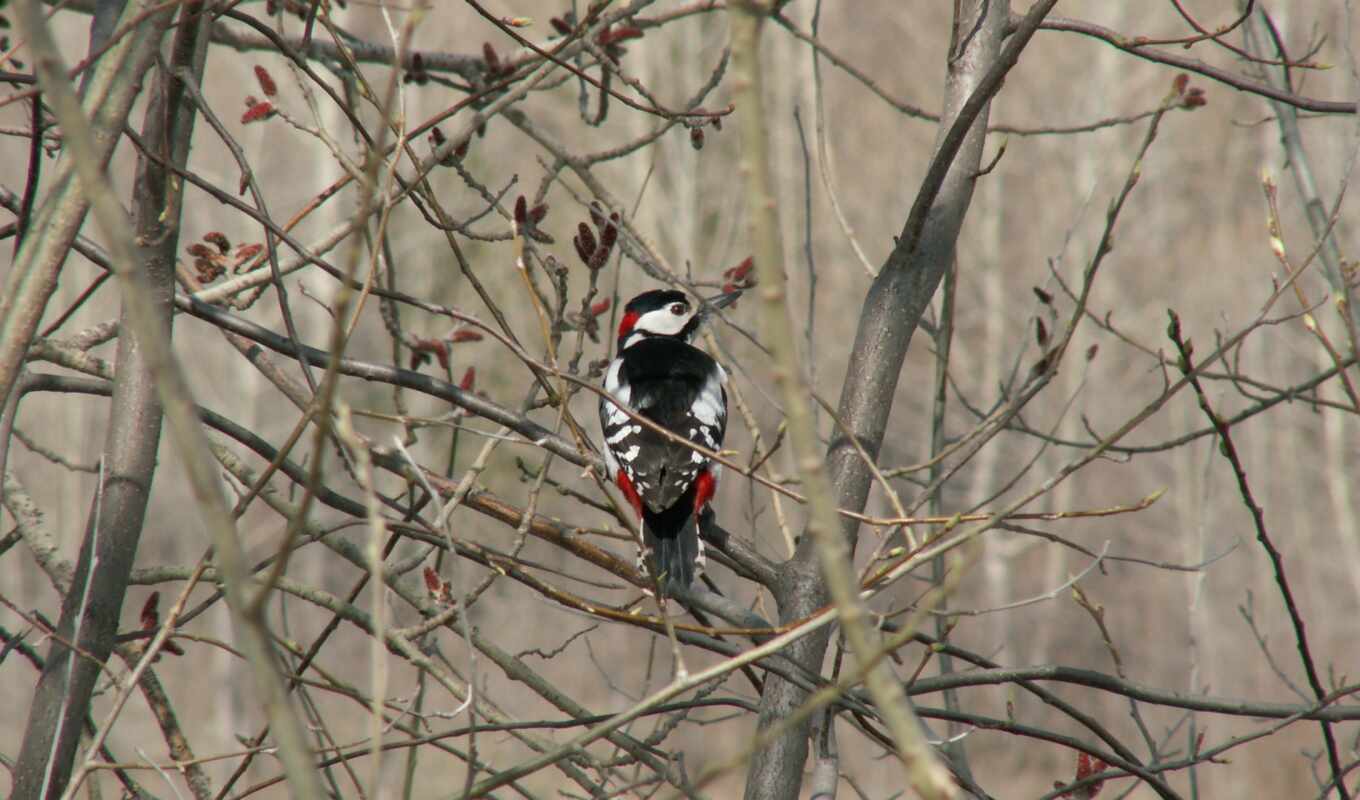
[682,289,740,340]
[703,289,741,312]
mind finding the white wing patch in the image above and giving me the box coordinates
[607,424,640,444]
[692,366,726,428]
[602,439,620,478]
[601,359,633,480]
[598,348,725,512]
[604,360,630,402]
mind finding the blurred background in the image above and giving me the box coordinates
[2,1,1357,796]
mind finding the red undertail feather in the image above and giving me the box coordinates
[615,471,643,517]
[692,468,717,516]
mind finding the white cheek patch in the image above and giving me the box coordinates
[632,307,693,337]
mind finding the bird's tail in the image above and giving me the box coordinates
[640,505,708,596]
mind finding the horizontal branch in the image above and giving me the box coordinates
[37,0,485,78]
[177,295,586,463]
[907,664,1360,722]
[212,21,484,80]
[1037,14,1357,114]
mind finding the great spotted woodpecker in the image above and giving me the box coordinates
[599,289,737,593]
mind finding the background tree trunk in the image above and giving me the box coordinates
[11,6,201,795]
[743,2,1011,796]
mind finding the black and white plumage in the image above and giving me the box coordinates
[599,289,736,593]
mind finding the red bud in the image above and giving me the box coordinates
[726,256,754,280]
[575,223,597,259]
[204,232,231,253]
[597,25,642,47]
[241,101,275,124]
[482,42,501,74]
[254,65,278,97]
[140,592,160,630]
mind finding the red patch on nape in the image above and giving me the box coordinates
[615,471,643,517]
[617,310,640,341]
[693,469,717,515]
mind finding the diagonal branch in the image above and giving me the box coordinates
[728,1,959,797]
[743,2,1042,798]
[9,0,178,795]
[7,1,324,797]
[0,0,169,479]
[1039,14,1357,114]
[1168,311,1348,800]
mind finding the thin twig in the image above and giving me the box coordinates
[1168,310,1349,800]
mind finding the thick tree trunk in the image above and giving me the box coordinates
[11,7,203,796]
[743,2,1011,797]
[0,0,169,441]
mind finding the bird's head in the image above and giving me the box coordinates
[615,289,739,351]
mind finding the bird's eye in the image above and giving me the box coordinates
[670,303,687,316]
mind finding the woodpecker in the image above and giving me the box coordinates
[599,289,737,594]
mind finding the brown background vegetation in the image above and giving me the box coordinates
[2,0,1358,797]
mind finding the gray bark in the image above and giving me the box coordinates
[0,0,171,469]
[11,7,205,797]
[743,2,1011,797]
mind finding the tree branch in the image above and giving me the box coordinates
[0,0,170,479]
[729,1,958,797]
[9,0,178,794]
[1038,14,1357,114]
[743,1,1029,797]
[7,1,324,796]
